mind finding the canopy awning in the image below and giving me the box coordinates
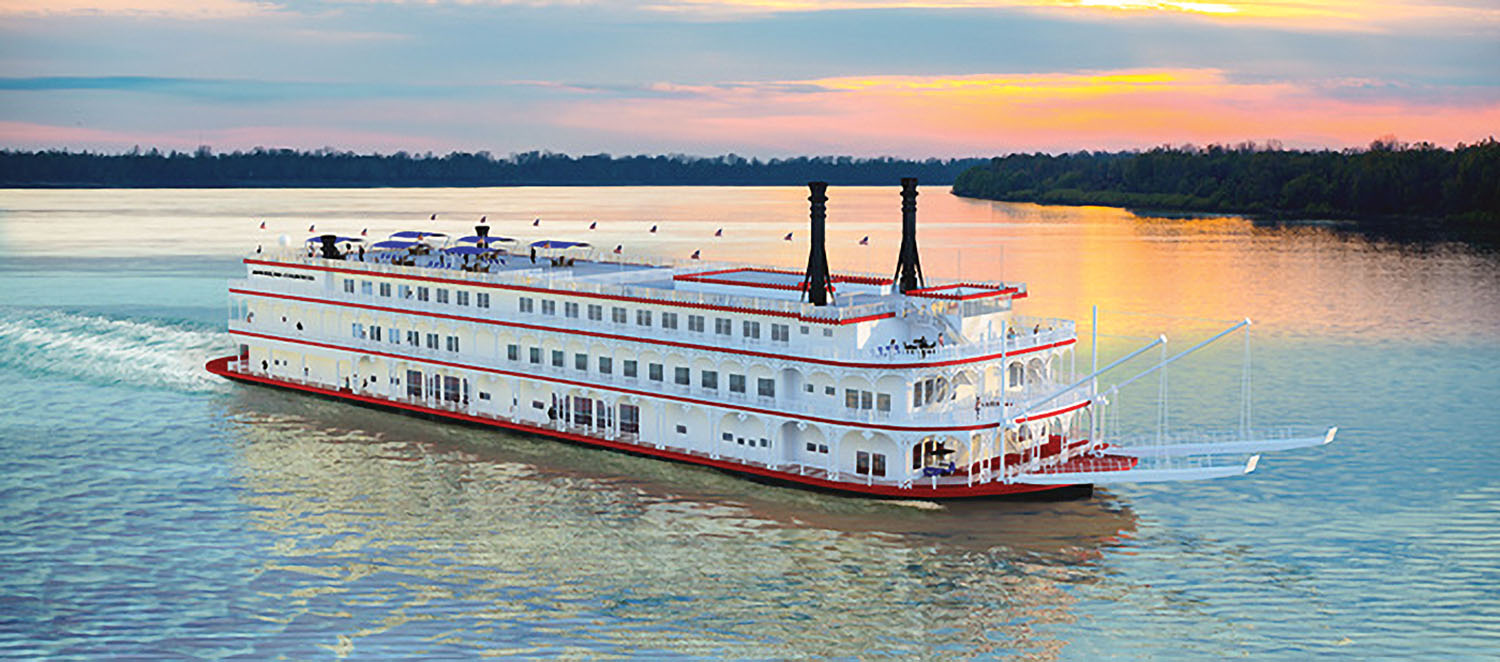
[442,245,493,255]
[389,230,446,239]
[371,240,422,249]
[530,240,590,249]
[304,236,364,243]
[457,235,516,244]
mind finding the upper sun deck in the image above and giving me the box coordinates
[248,238,1029,327]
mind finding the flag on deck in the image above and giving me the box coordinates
[858,236,869,245]
[361,228,368,236]
[589,221,597,230]
[649,225,657,233]
[308,224,316,232]
[480,215,486,223]
[430,213,437,220]
[714,228,723,237]
[258,221,266,230]
[690,250,700,260]
[613,244,622,254]
[783,232,793,241]
[533,218,541,226]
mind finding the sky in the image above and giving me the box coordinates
[0,0,1496,157]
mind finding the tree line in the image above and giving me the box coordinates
[952,139,1499,232]
[0,147,987,187]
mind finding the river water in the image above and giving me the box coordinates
[1,187,1497,660]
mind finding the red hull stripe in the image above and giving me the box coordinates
[204,356,1072,498]
[231,329,1009,432]
[1014,399,1092,424]
[230,287,1075,370]
[245,259,892,326]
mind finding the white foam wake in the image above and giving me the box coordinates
[0,310,230,392]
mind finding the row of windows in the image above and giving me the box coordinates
[344,278,491,309]
[517,296,792,342]
[504,343,775,396]
[722,432,772,448]
[353,323,460,353]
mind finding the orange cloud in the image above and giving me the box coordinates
[548,69,1500,154]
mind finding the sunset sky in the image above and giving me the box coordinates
[1,0,1496,156]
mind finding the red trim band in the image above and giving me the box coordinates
[232,329,1009,433]
[207,357,1077,498]
[230,287,1075,370]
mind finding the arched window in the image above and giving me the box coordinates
[1008,362,1025,389]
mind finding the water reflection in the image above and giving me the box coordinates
[220,385,1136,659]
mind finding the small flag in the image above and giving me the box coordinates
[533,218,540,226]
[858,236,869,245]
[613,244,622,254]
[361,228,368,236]
[430,213,437,220]
[258,221,266,230]
[308,224,316,232]
[783,232,793,241]
[649,225,657,233]
[690,250,700,260]
[714,228,723,237]
[480,215,486,222]
[589,221,597,230]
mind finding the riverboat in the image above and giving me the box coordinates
[206,180,1335,498]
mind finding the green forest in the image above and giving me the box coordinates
[0,147,985,187]
[952,139,1499,232]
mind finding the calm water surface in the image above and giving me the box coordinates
[1,187,1497,660]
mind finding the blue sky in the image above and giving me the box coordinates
[1,1,1496,156]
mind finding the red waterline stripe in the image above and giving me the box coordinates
[207,357,1069,498]
[1013,399,1092,424]
[231,329,1007,433]
[229,288,1074,370]
[247,259,889,326]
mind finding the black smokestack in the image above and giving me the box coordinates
[318,234,342,260]
[803,181,832,306]
[475,224,490,238]
[893,177,925,293]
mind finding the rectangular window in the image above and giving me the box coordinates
[588,304,603,321]
[479,391,490,401]
[861,391,873,410]
[351,322,364,339]
[636,310,652,327]
[406,330,419,347]
[674,367,690,386]
[620,404,640,435]
[519,297,534,313]
[388,327,399,344]
[425,333,439,350]
[417,286,430,302]
[623,360,638,378]
[575,353,588,371]
[757,378,775,398]
[722,432,734,443]
[360,281,373,295]
[913,383,924,408]
[801,325,810,335]
[443,375,461,403]
[343,279,355,293]
[551,350,564,368]
[856,451,871,475]
[541,300,556,316]
[845,389,859,409]
[872,453,886,477]
[564,302,579,318]
[701,370,718,390]
[806,442,829,454]
[406,370,423,399]
[398,285,412,299]
[661,312,678,330]
[714,318,732,335]
[370,326,382,342]
[771,323,789,342]
[446,335,459,352]
[823,328,834,337]
[456,291,470,306]
[528,347,542,364]
[688,315,705,332]
[611,307,627,324]
[825,385,836,396]
[477,292,490,308]
[742,321,760,339]
[729,374,746,394]
[598,356,612,374]
[436,289,450,304]
[507,344,519,361]
[649,363,663,381]
[675,424,687,435]
[877,393,891,412]
[379,282,392,297]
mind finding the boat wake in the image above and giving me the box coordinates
[0,309,230,392]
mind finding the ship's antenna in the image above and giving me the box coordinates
[893,177,925,293]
